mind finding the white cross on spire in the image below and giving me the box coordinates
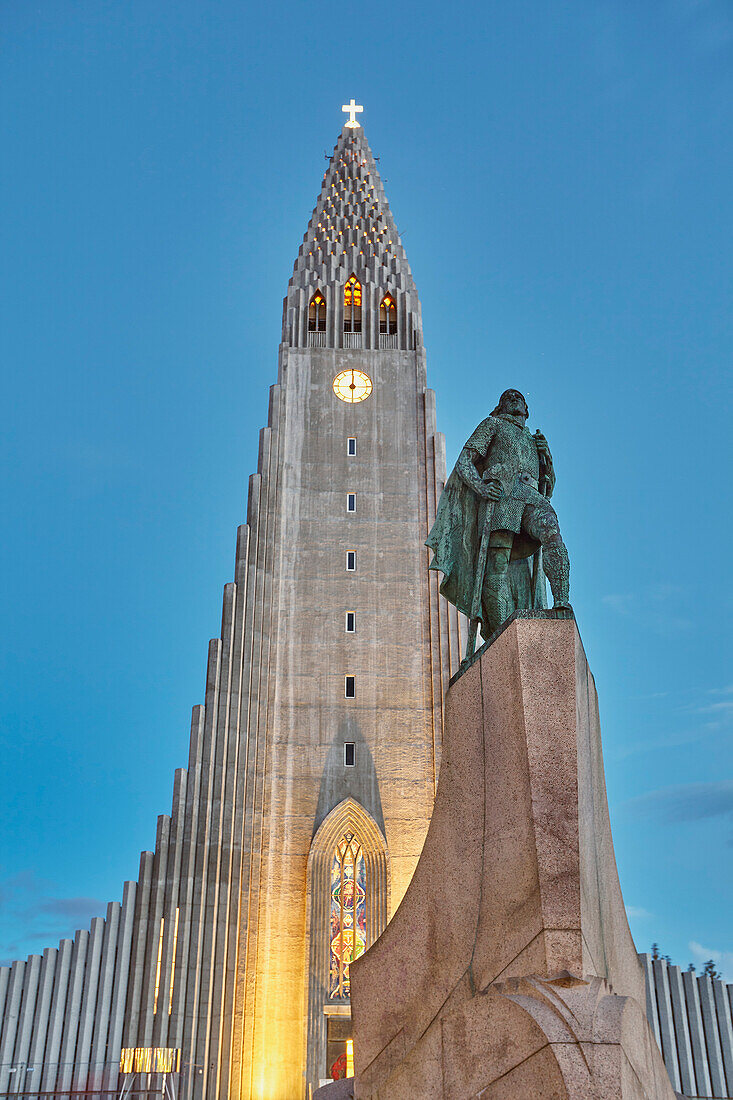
[342,99,364,128]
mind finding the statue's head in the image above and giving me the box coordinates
[491,389,529,421]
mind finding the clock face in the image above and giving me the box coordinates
[333,369,373,404]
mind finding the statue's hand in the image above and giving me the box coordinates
[534,430,550,460]
[482,480,501,502]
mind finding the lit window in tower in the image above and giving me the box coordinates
[329,832,367,999]
[343,276,362,333]
[380,295,397,335]
[309,291,326,332]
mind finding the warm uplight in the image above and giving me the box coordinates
[153,918,164,1014]
[168,907,180,1015]
[120,1048,180,1074]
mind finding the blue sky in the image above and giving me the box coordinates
[1,1,731,977]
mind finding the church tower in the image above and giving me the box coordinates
[0,111,462,1100]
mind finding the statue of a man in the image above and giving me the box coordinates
[426,389,571,643]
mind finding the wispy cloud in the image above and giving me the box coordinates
[0,871,103,962]
[611,728,719,762]
[601,585,693,635]
[625,780,733,824]
[696,700,733,715]
[689,940,733,983]
[625,905,653,921]
[38,897,104,921]
[610,678,733,760]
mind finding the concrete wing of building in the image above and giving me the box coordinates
[0,120,465,1100]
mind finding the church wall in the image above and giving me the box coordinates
[240,343,443,1097]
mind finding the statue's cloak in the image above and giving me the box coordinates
[426,415,552,622]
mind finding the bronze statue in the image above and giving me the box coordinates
[426,389,571,656]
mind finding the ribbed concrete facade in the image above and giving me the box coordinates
[0,884,137,1098]
[0,124,464,1100]
[640,953,733,1098]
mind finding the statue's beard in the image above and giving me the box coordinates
[495,411,526,427]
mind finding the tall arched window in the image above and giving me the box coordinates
[309,291,326,332]
[379,294,397,335]
[343,276,362,333]
[305,797,388,1094]
[329,832,367,999]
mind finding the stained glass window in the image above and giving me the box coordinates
[329,832,367,999]
[309,291,326,332]
[379,294,397,335]
[343,276,362,333]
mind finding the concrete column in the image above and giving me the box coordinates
[199,582,238,1099]
[667,965,696,1096]
[153,768,187,1050]
[89,902,121,1088]
[0,960,26,1095]
[41,938,73,1093]
[75,917,105,1090]
[182,637,222,1074]
[26,948,57,1088]
[639,955,661,1051]
[682,968,712,1098]
[699,973,727,1097]
[214,538,253,1093]
[10,954,41,1093]
[56,928,89,1093]
[123,850,154,1047]
[235,396,279,1098]
[712,977,733,1091]
[0,967,10,1032]
[652,958,681,1089]
[103,880,134,1095]
[171,708,204,1051]
[105,875,137,1100]
[107,880,137,1093]
[139,815,171,1048]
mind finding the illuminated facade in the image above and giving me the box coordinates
[0,118,464,1099]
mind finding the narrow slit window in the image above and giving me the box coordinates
[345,676,356,698]
[344,743,356,766]
[347,437,357,456]
[347,493,356,512]
[345,611,355,633]
[346,551,356,571]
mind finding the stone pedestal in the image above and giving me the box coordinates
[316,614,676,1099]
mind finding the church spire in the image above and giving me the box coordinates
[283,118,422,350]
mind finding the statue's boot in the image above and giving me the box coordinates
[543,540,571,609]
[482,571,510,637]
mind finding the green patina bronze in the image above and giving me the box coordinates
[426,389,571,656]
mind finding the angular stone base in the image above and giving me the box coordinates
[342,971,676,1098]
[322,617,676,1099]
